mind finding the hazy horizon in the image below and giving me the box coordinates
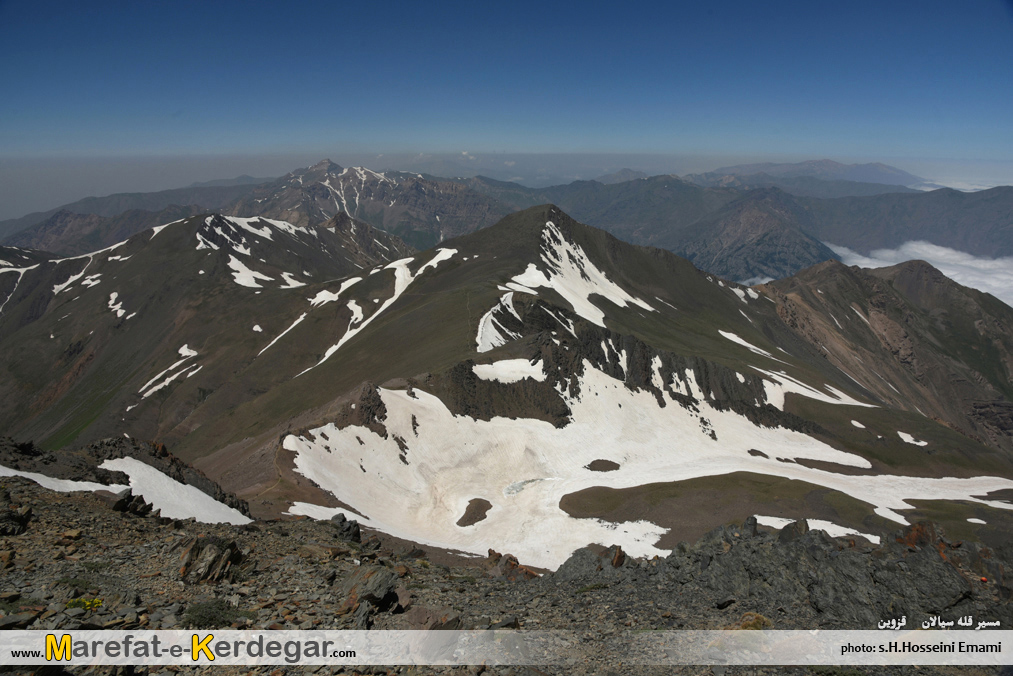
[1,152,1012,222]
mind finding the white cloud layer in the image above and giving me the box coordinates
[828,241,1013,308]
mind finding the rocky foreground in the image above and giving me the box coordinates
[1,474,1011,676]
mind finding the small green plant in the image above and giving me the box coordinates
[82,561,109,572]
[181,599,254,629]
[66,598,103,611]
[577,583,609,594]
[56,576,96,590]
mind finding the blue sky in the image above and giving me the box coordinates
[2,0,1011,158]
[0,0,1011,218]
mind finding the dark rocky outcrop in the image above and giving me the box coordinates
[483,550,539,581]
[169,535,249,584]
[0,487,31,536]
[329,512,362,542]
[552,518,1013,630]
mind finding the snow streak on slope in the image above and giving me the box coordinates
[509,221,655,327]
[898,431,928,446]
[719,331,784,362]
[297,249,457,376]
[138,345,199,399]
[285,362,1013,569]
[753,367,876,410]
[0,263,39,315]
[258,313,307,356]
[50,241,128,295]
[476,292,522,352]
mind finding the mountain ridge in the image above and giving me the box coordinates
[1,205,1011,567]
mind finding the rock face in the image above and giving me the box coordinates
[766,259,1013,455]
[552,517,1012,630]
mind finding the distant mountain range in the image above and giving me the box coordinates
[187,174,275,188]
[3,158,1012,283]
[2,204,1012,566]
[0,183,263,243]
[595,168,648,184]
[708,159,925,186]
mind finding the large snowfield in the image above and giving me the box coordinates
[285,360,1013,570]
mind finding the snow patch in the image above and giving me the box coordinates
[279,272,306,289]
[138,345,198,397]
[719,331,785,363]
[473,359,546,384]
[897,431,928,446]
[258,313,307,356]
[107,292,125,318]
[99,457,250,524]
[754,515,881,545]
[851,420,866,429]
[227,255,274,288]
[308,277,362,307]
[0,464,126,494]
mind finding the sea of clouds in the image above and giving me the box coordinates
[828,241,1013,308]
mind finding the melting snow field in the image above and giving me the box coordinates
[285,362,1013,569]
[0,465,126,494]
[100,458,251,525]
[0,459,249,525]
